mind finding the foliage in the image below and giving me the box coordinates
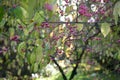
[0,0,120,80]
[0,0,55,78]
[113,1,120,25]
[56,69,120,80]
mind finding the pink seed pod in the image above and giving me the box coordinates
[10,35,19,41]
[13,4,17,8]
[117,40,120,43]
[44,3,53,11]
[65,0,69,3]
[0,50,3,54]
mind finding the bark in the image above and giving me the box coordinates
[50,56,67,80]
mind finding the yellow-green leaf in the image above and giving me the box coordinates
[23,29,29,36]
[30,53,36,64]
[66,6,73,13]
[9,28,15,37]
[101,23,111,37]
[33,63,38,72]
[33,11,44,24]
[13,6,28,20]
[76,24,83,31]
[113,1,120,25]
[18,42,26,54]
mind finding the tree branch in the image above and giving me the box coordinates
[69,24,100,80]
[43,21,114,24]
[50,56,67,80]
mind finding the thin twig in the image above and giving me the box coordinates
[69,24,100,80]
[43,21,114,24]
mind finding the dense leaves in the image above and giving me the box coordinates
[113,1,120,25]
[0,0,120,80]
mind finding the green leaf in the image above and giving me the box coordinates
[56,38,62,47]
[26,53,31,64]
[117,50,120,60]
[22,23,34,37]
[17,69,21,76]
[33,11,44,24]
[76,24,83,31]
[23,29,29,36]
[27,22,34,32]
[0,58,3,64]
[9,28,15,37]
[115,1,120,16]
[16,19,26,27]
[35,39,42,47]
[0,7,4,22]
[27,1,36,18]
[35,40,43,62]
[46,48,55,55]
[18,42,26,54]
[45,42,50,50]
[33,63,38,72]
[0,18,6,28]
[113,1,120,25]
[40,57,49,69]
[66,6,73,13]
[30,31,39,39]
[34,31,39,39]
[20,0,41,20]
[13,6,28,20]
[20,0,28,10]
[36,46,42,54]
[30,53,36,64]
[101,23,111,37]
[46,0,57,4]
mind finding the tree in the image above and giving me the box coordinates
[0,0,120,80]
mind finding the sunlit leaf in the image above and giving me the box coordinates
[66,6,73,13]
[53,4,58,12]
[0,18,6,28]
[113,1,120,25]
[101,23,111,37]
[65,48,71,58]
[13,6,28,20]
[9,28,15,37]
[59,25,64,33]
[46,0,57,4]
[18,42,26,54]
[33,11,44,24]
[27,22,34,32]
[13,7,31,24]
[76,24,83,31]
[20,0,44,20]
[35,39,42,47]
[35,46,42,55]
[23,29,29,36]
[17,69,21,76]
[56,38,62,47]
[33,62,38,72]
[50,31,54,38]
[40,56,50,69]
[30,53,36,64]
